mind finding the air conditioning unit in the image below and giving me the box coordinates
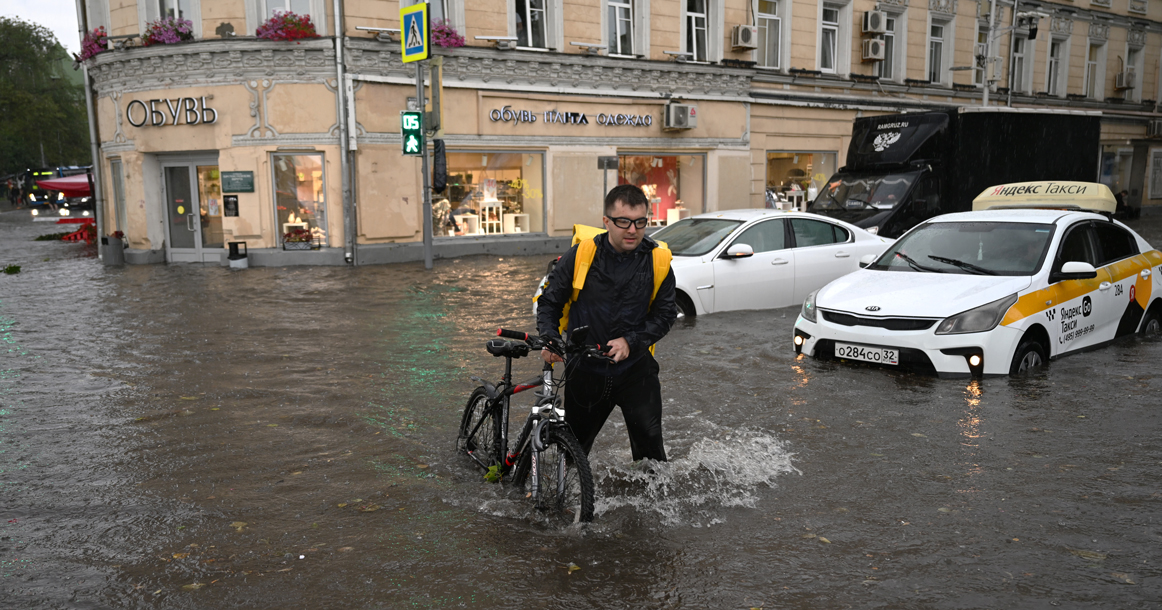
[1149,119,1162,138]
[862,38,885,62]
[1115,71,1136,90]
[732,25,759,50]
[863,10,887,34]
[664,103,698,131]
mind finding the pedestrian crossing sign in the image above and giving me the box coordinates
[400,3,429,63]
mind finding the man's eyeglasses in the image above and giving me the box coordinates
[606,216,649,230]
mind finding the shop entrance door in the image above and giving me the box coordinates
[162,158,224,263]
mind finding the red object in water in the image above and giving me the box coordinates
[35,174,92,197]
[56,218,96,224]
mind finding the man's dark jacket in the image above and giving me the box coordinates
[536,233,678,375]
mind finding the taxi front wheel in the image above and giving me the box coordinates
[1009,339,1047,376]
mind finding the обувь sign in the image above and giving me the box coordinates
[126,97,218,127]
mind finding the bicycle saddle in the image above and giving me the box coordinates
[486,339,530,359]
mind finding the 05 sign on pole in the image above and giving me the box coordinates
[401,111,424,156]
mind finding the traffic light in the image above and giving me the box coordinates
[400,111,424,156]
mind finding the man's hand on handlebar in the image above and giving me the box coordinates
[541,348,565,364]
[603,337,630,363]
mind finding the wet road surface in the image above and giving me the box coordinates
[2,210,1162,609]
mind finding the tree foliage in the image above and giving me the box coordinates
[0,16,91,177]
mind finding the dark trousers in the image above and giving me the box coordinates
[563,354,667,462]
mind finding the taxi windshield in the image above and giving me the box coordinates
[811,171,921,211]
[870,221,1055,276]
[651,218,743,256]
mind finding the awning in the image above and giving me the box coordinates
[35,174,91,198]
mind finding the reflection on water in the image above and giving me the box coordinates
[4,210,1162,608]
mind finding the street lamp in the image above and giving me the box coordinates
[975,2,1049,107]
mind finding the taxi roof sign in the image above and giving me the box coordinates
[400,3,429,63]
[972,181,1116,214]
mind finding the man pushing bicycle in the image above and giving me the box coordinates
[535,184,678,463]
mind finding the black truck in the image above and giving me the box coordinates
[808,107,1102,238]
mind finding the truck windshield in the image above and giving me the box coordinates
[811,171,921,212]
[869,221,1056,276]
[651,218,743,256]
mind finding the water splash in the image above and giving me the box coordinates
[593,426,800,526]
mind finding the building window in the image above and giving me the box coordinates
[685,0,709,62]
[272,153,327,247]
[619,154,706,222]
[1047,39,1063,96]
[766,151,837,207]
[973,26,986,85]
[1125,45,1143,101]
[608,0,634,56]
[757,0,780,69]
[110,159,127,234]
[878,16,897,80]
[1011,36,1028,93]
[820,5,840,73]
[928,22,946,84]
[515,0,547,49]
[438,152,545,236]
[264,0,310,19]
[159,0,189,19]
[1085,42,1102,98]
[403,0,449,24]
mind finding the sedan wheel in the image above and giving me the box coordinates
[1009,339,1047,376]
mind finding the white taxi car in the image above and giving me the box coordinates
[792,181,1162,377]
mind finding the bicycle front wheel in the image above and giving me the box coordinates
[511,426,595,525]
[457,387,502,471]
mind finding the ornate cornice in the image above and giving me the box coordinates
[929,0,957,16]
[1089,22,1110,41]
[87,38,338,95]
[1051,16,1074,36]
[344,40,754,100]
[877,0,908,8]
[1090,0,1112,8]
[1129,29,1147,46]
[1130,0,1148,14]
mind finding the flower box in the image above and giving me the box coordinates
[283,241,316,251]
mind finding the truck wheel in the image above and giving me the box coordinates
[1140,308,1161,337]
[1009,338,1047,375]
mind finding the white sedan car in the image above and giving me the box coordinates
[649,209,894,316]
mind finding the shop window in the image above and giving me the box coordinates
[618,154,705,225]
[765,151,837,208]
[436,152,545,237]
[272,153,327,247]
[198,166,223,248]
[110,159,127,234]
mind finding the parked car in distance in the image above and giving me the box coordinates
[793,181,1162,378]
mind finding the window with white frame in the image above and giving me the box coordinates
[264,0,309,18]
[403,0,450,25]
[143,0,201,37]
[685,0,709,62]
[1084,42,1103,98]
[878,16,898,80]
[820,5,840,73]
[928,21,948,84]
[515,0,548,48]
[1046,39,1065,96]
[87,0,110,31]
[608,0,635,56]
[974,26,986,85]
[756,0,780,69]
[159,0,190,19]
[1011,35,1028,92]
[1125,45,1143,101]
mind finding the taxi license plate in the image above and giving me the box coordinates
[834,342,899,365]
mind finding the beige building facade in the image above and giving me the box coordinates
[80,0,1162,265]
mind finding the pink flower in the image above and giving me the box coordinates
[143,17,195,46]
[432,20,465,48]
[257,11,319,42]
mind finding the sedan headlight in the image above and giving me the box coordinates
[801,290,819,323]
[935,293,1019,335]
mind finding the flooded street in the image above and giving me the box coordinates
[3,210,1162,609]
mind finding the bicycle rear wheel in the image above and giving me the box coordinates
[511,426,595,525]
[457,387,502,471]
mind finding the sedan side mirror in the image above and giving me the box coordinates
[722,243,754,259]
[1051,260,1098,282]
[859,253,877,268]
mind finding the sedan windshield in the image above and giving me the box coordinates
[870,221,1055,276]
[811,171,921,211]
[651,218,743,256]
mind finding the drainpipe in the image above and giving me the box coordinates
[1006,0,1018,107]
[75,0,106,261]
[333,0,355,264]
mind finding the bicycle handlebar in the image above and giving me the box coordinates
[495,327,615,363]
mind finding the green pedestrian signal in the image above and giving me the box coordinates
[400,111,423,156]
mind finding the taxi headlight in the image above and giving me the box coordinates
[801,290,819,323]
[31,209,39,216]
[935,293,1019,335]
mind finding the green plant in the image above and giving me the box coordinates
[257,11,319,41]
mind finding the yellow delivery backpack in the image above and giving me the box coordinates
[540,224,671,354]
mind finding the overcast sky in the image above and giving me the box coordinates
[2,0,81,56]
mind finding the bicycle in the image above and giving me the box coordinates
[456,326,609,525]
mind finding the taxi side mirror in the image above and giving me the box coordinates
[722,243,754,259]
[1052,260,1098,282]
[859,253,877,268]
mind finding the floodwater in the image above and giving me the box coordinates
[2,210,1162,610]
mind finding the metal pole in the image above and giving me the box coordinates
[74,0,105,261]
[417,62,433,270]
[333,0,355,265]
